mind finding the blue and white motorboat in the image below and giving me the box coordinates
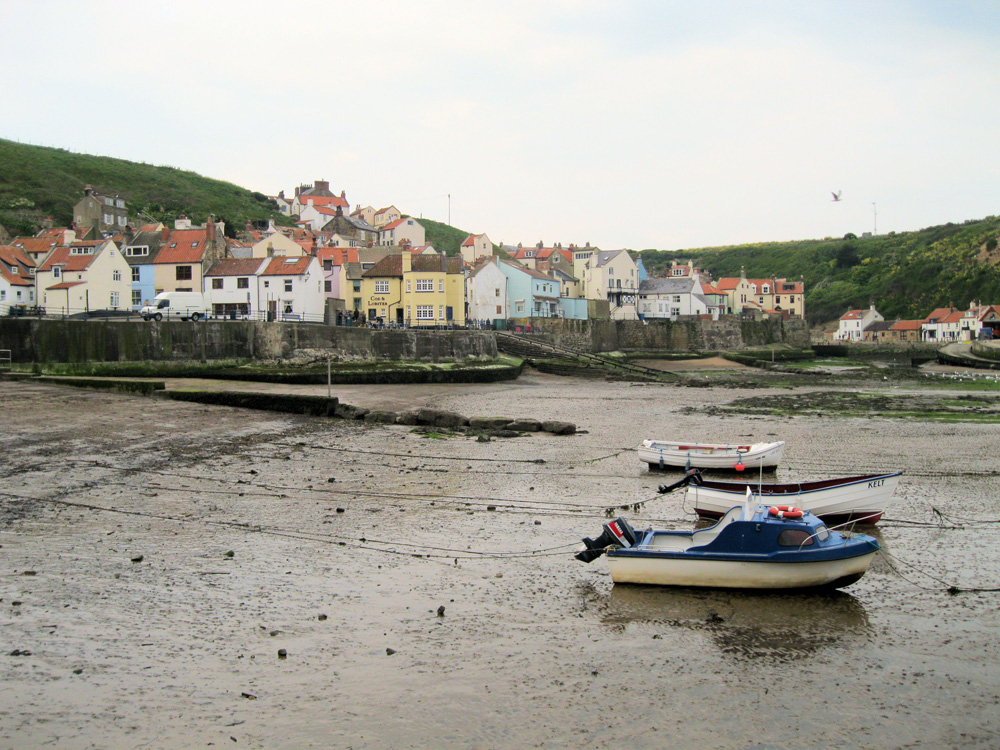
[575,493,879,590]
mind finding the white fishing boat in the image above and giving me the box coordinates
[639,439,785,471]
[575,496,878,590]
[681,471,902,525]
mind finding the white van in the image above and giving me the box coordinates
[140,292,209,322]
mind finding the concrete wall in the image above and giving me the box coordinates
[0,319,497,364]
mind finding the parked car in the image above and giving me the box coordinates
[140,292,209,321]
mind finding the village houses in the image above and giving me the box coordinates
[34,239,132,315]
[0,244,36,314]
[360,251,464,327]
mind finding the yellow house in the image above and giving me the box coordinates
[361,251,465,327]
[250,231,305,258]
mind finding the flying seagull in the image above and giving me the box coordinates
[831,191,842,202]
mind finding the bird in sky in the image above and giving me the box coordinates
[831,191,842,201]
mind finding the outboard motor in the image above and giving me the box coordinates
[575,517,636,563]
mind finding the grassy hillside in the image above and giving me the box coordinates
[418,217,471,256]
[639,216,1000,325]
[0,138,291,237]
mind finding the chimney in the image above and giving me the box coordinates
[401,251,412,274]
[161,226,170,241]
[537,241,543,249]
[84,184,93,197]
[207,215,216,242]
[315,180,329,193]
[341,190,346,200]
[585,241,590,248]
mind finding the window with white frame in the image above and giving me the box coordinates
[110,291,120,307]
[131,267,140,282]
[406,279,411,293]
[132,290,142,306]
[103,213,113,225]
[438,279,443,292]
[439,306,444,319]
[113,270,121,282]
[212,278,223,289]
[284,279,293,292]
[416,305,434,319]
[375,280,389,293]
[416,279,433,292]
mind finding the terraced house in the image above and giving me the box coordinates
[0,244,35,314]
[152,217,226,296]
[34,239,131,315]
[360,251,464,327]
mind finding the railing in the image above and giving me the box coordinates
[0,349,10,371]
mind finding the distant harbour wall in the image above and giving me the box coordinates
[505,316,811,352]
[0,319,498,364]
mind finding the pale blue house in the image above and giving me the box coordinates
[498,260,562,318]
[120,227,166,310]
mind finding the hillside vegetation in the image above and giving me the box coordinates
[639,216,1000,325]
[418,217,471,256]
[0,138,292,237]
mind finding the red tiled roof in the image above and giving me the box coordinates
[714,278,741,291]
[297,195,348,209]
[261,257,313,276]
[316,247,359,265]
[840,309,869,320]
[46,281,85,290]
[0,244,34,269]
[380,218,405,231]
[37,246,101,273]
[0,267,30,286]
[922,307,957,323]
[942,310,964,324]
[891,320,923,331]
[156,229,208,263]
[204,258,266,276]
[11,236,61,257]
[701,283,722,295]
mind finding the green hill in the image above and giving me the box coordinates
[418,217,471,256]
[639,216,1000,325]
[0,138,291,237]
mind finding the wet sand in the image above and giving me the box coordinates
[2,373,1000,749]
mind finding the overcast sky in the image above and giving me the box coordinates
[3,1,999,250]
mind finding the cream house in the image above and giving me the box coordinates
[0,244,35,314]
[378,217,425,247]
[250,231,306,258]
[35,240,132,314]
[574,248,638,320]
[372,206,401,228]
[836,305,883,341]
[460,233,493,266]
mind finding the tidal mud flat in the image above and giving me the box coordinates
[2,373,1000,749]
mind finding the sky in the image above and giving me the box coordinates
[3,0,999,250]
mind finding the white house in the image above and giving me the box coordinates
[575,248,639,320]
[0,244,35,314]
[203,258,267,318]
[638,277,713,320]
[258,256,325,322]
[836,305,883,341]
[466,257,507,323]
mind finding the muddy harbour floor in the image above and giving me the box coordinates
[2,369,999,749]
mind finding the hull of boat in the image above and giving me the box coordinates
[690,472,901,525]
[608,551,876,590]
[639,440,784,470]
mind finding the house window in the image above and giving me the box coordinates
[113,270,121,282]
[131,267,140,282]
[323,260,332,270]
[438,279,444,292]
[496,305,502,314]
[176,266,192,280]
[110,291,120,307]
[375,280,389,294]
[53,267,61,278]
[237,277,249,289]
[495,288,500,297]
[673,296,681,303]
[103,213,113,224]
[353,281,360,292]
[284,279,292,292]
[212,278,223,289]
[264,281,269,288]
[416,305,434,319]
[324,280,331,293]
[439,306,444,319]
[416,279,433,292]
[132,290,142,306]
[118,216,127,226]
[406,279,411,293]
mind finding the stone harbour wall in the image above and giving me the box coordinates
[0,319,498,364]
